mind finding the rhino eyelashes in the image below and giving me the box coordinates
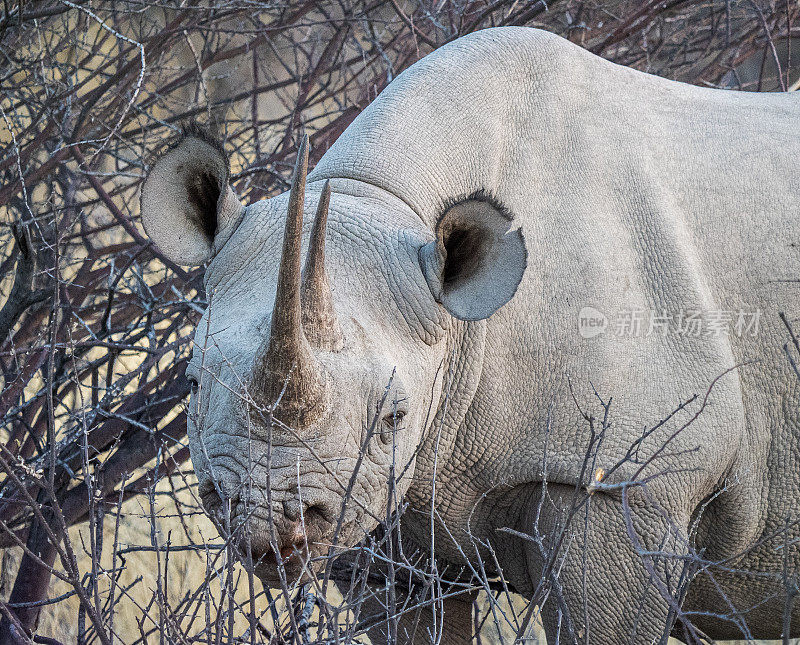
[256,136,342,423]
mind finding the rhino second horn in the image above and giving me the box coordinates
[260,135,326,422]
[301,180,344,351]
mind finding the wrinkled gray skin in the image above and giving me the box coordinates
[141,28,800,643]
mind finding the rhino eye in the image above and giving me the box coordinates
[382,410,405,425]
[187,375,199,394]
[379,410,406,445]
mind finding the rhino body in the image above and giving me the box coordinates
[142,27,800,642]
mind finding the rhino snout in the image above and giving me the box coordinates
[237,501,335,582]
[199,475,337,554]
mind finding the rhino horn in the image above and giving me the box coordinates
[301,180,344,351]
[260,135,326,422]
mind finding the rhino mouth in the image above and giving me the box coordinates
[243,515,334,585]
[199,479,339,583]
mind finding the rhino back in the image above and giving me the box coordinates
[314,26,800,610]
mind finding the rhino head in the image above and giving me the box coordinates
[140,127,527,583]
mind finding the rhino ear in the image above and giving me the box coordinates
[140,127,244,266]
[420,194,527,321]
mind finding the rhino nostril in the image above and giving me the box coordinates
[199,479,221,509]
[303,504,330,527]
[282,499,302,522]
[281,499,330,527]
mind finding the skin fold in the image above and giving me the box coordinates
[141,27,800,643]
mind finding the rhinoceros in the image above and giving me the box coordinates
[140,26,800,643]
